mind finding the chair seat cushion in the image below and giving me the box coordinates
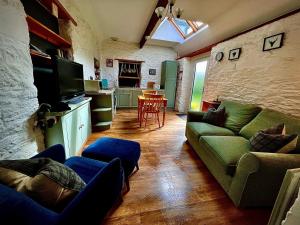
[64,157,108,183]
[186,122,235,142]
[82,137,141,177]
[200,136,251,176]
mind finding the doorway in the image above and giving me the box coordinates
[190,59,208,110]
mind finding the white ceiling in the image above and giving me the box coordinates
[72,0,300,56]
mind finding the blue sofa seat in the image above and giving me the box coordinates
[0,144,124,225]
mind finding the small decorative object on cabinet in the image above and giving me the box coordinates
[228,48,241,60]
[86,89,116,131]
[45,98,92,158]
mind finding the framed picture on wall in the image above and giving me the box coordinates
[263,33,284,51]
[106,59,113,67]
[228,48,241,60]
[149,69,156,75]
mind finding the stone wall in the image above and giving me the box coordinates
[0,0,43,159]
[59,0,101,80]
[175,58,192,113]
[100,40,177,88]
[203,12,300,117]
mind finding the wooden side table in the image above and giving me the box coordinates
[202,100,221,112]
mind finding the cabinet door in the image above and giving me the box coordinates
[75,103,91,155]
[61,112,77,158]
[165,79,177,108]
[131,89,142,107]
[117,90,131,107]
[79,103,91,147]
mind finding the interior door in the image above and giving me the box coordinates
[190,59,208,111]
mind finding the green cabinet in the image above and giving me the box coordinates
[117,89,131,107]
[116,88,164,108]
[161,61,178,108]
[46,98,92,158]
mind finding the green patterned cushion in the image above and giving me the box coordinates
[250,131,297,153]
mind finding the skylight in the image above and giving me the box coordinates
[150,18,207,44]
[169,18,205,39]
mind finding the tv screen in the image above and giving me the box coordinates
[55,57,85,101]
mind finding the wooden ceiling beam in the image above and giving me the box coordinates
[139,0,168,48]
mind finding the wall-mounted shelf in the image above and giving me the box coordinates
[119,76,140,79]
[116,58,145,63]
[39,0,77,26]
[30,49,51,59]
[26,15,71,48]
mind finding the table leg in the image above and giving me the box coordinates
[139,100,143,128]
[163,105,166,126]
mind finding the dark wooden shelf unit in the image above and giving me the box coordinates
[26,15,71,48]
[39,0,77,25]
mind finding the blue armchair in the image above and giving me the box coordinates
[0,144,124,225]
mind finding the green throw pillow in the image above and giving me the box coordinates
[219,100,261,133]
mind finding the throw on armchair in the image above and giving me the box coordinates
[0,144,124,225]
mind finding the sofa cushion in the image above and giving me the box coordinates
[219,100,261,133]
[186,122,235,141]
[240,109,300,150]
[0,158,85,211]
[199,136,251,176]
[202,107,226,127]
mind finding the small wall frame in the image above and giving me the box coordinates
[263,32,284,51]
[106,59,113,67]
[228,48,241,60]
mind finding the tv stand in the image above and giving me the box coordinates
[45,97,91,157]
[67,95,85,104]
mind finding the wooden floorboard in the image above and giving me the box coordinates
[85,109,271,225]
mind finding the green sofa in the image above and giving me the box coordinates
[185,100,300,207]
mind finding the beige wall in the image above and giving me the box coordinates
[203,12,300,117]
[59,0,101,80]
[100,40,177,88]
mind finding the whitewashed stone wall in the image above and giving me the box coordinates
[0,0,44,159]
[204,12,300,117]
[100,40,177,88]
[59,0,100,80]
[175,58,192,113]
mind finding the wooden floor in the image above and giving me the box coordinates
[86,109,271,225]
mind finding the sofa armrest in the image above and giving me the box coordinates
[229,152,300,207]
[31,144,66,164]
[187,111,205,122]
[60,158,124,224]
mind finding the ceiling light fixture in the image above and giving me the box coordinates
[155,0,183,20]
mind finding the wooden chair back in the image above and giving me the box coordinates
[142,94,164,113]
[142,90,157,95]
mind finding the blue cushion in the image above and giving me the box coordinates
[0,184,57,225]
[82,137,141,177]
[64,156,108,183]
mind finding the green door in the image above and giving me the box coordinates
[165,79,177,108]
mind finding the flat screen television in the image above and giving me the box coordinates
[33,56,85,105]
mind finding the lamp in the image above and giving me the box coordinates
[155,0,183,20]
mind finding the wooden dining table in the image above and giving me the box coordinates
[137,95,168,127]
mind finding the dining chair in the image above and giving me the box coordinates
[141,94,164,128]
[142,90,158,95]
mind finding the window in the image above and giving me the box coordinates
[169,18,204,39]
